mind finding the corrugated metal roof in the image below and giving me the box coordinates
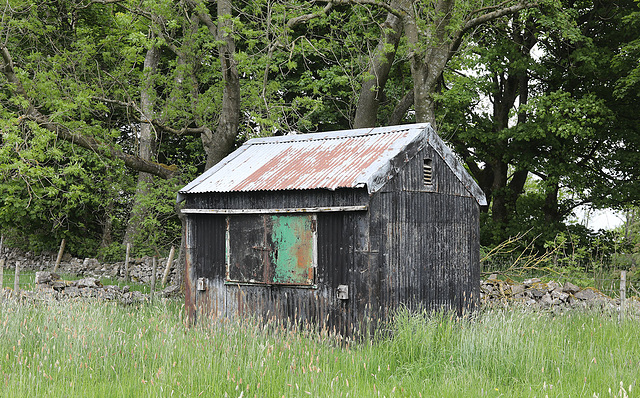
[179,123,487,205]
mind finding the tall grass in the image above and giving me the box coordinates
[1,298,638,397]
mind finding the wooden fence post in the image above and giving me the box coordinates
[53,239,66,272]
[150,256,157,301]
[161,246,175,287]
[124,243,131,281]
[620,270,627,323]
[13,261,20,295]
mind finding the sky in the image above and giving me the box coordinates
[573,207,625,231]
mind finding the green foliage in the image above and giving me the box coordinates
[439,0,640,250]
[0,121,132,256]
[121,179,183,260]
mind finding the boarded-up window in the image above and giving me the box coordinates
[225,214,317,286]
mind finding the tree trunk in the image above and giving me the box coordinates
[543,181,561,225]
[123,43,159,247]
[490,159,509,225]
[209,0,240,169]
[172,0,242,290]
[190,0,240,170]
[354,13,403,128]
[100,204,114,249]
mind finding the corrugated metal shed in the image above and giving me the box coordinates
[180,123,485,336]
[178,123,486,205]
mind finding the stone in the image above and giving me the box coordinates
[51,281,67,291]
[75,277,102,289]
[546,281,561,292]
[523,278,541,286]
[529,288,545,299]
[161,285,181,297]
[563,282,580,294]
[481,284,494,294]
[575,288,599,301]
[510,284,525,295]
[540,293,554,307]
[551,290,569,302]
[35,271,61,285]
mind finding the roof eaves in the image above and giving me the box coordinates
[176,144,253,203]
[363,124,430,194]
[425,126,487,206]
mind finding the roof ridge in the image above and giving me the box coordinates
[248,126,414,146]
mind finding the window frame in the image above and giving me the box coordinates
[224,213,318,288]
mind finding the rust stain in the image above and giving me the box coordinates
[231,131,410,192]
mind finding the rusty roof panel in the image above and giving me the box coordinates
[181,125,419,193]
[178,123,487,205]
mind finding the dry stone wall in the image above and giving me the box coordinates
[1,247,178,285]
[2,248,639,313]
[481,274,640,313]
[0,247,180,303]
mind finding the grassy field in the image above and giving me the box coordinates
[0,297,638,397]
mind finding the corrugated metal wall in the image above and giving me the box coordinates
[372,143,480,315]
[185,207,375,335]
[370,192,479,317]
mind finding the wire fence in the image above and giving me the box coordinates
[0,268,45,290]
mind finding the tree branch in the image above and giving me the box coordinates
[20,114,178,179]
[76,0,125,9]
[463,1,538,34]
[92,96,140,112]
[185,0,217,37]
[286,3,333,29]
[387,89,414,125]
[447,1,538,66]
[1,46,178,179]
[467,0,513,19]
[150,120,209,136]
[316,0,405,19]
[1,46,33,114]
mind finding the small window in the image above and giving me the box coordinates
[423,158,433,186]
[225,214,316,286]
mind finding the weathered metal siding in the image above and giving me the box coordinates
[370,144,480,315]
[369,191,480,316]
[184,202,376,335]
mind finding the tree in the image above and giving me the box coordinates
[339,0,540,128]
[437,0,640,246]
